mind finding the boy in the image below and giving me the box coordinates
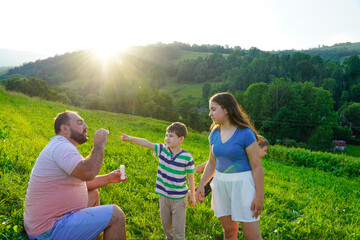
[119,122,195,240]
[196,135,269,201]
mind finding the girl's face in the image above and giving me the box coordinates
[209,101,228,125]
[259,146,268,159]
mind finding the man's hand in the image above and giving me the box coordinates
[107,169,128,183]
[94,128,109,148]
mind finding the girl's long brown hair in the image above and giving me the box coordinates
[210,92,259,139]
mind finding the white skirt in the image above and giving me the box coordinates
[210,170,260,222]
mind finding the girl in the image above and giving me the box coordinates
[196,92,264,240]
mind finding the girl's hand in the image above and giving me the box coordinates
[196,184,205,203]
[251,195,264,218]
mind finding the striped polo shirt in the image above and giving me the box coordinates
[154,144,195,199]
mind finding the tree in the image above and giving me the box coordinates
[349,83,360,102]
[343,55,360,82]
[202,83,211,99]
[261,106,298,142]
[340,102,360,137]
[262,78,294,118]
[194,62,208,82]
[243,82,268,128]
[322,78,336,96]
[309,126,333,151]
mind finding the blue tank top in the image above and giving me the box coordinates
[209,127,256,173]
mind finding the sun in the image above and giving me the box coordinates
[92,46,117,60]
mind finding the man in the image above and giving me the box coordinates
[24,111,127,240]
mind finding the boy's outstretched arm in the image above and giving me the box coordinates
[187,173,196,209]
[118,132,155,151]
[195,161,208,174]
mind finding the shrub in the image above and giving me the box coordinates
[267,145,360,177]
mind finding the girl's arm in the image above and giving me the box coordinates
[119,132,155,151]
[196,148,216,202]
[246,141,264,218]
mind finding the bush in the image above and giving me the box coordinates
[267,145,360,177]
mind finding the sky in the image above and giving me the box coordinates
[1,0,360,57]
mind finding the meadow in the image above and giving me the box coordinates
[0,87,359,239]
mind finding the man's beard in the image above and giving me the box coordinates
[70,128,88,145]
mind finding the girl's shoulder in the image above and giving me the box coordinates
[236,127,257,146]
[237,127,254,134]
[209,128,220,143]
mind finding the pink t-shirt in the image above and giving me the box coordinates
[24,135,88,236]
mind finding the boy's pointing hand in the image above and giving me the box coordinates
[118,132,131,142]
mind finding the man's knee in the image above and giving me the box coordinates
[109,204,125,226]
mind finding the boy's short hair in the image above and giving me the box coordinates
[167,122,188,138]
[258,135,269,148]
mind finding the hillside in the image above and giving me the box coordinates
[1,41,360,146]
[1,87,359,239]
[272,42,360,63]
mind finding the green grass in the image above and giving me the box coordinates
[180,50,229,61]
[180,51,214,60]
[1,88,360,239]
[159,81,206,99]
[343,144,360,157]
[332,144,360,158]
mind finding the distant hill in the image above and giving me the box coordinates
[270,42,360,63]
[0,66,12,74]
[0,48,49,67]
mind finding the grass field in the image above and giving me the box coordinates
[159,81,205,99]
[1,88,359,239]
[343,144,360,157]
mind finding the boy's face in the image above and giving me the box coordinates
[259,146,268,159]
[165,131,184,148]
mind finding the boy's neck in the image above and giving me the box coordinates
[169,145,182,155]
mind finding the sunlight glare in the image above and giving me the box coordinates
[93,46,117,60]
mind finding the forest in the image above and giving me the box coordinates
[1,42,360,150]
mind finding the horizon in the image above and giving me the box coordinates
[0,40,359,68]
[1,39,359,57]
[1,0,359,57]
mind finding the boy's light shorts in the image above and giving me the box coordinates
[210,170,260,222]
[28,204,113,240]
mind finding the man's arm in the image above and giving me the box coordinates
[119,132,155,151]
[86,169,127,191]
[71,129,108,181]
